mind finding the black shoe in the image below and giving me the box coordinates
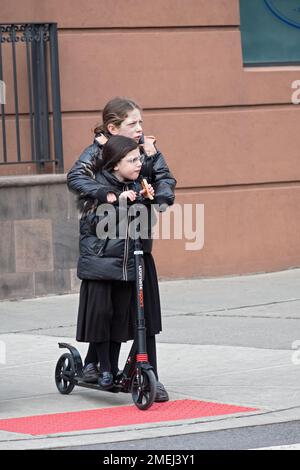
[104,371,122,394]
[81,363,99,383]
[113,370,123,385]
[98,371,113,389]
[155,381,169,402]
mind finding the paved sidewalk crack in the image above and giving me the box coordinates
[164,298,300,319]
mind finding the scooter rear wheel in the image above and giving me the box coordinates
[131,368,157,410]
[55,353,75,394]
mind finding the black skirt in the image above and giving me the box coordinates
[76,280,135,343]
[76,253,162,343]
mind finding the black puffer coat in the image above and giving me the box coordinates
[67,138,177,256]
[77,170,154,281]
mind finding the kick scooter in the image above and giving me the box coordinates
[55,235,157,410]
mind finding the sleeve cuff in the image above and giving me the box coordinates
[95,187,109,203]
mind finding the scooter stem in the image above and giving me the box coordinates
[134,236,148,359]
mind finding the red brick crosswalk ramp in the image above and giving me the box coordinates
[0,399,257,435]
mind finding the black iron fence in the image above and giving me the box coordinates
[0,23,63,172]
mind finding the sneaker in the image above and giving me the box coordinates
[155,381,169,402]
[81,363,99,383]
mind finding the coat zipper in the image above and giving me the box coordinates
[122,184,130,280]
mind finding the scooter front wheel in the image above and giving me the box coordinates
[55,353,75,394]
[131,368,157,410]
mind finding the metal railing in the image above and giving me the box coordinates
[0,23,63,172]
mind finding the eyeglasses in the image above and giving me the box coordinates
[124,155,145,166]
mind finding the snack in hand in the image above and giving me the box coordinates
[141,178,154,200]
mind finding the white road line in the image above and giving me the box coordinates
[252,443,300,450]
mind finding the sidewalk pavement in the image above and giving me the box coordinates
[0,268,300,449]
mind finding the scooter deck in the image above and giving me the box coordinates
[73,376,127,394]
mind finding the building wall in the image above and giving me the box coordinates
[0,175,81,299]
[1,0,300,295]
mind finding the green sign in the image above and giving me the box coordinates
[240,0,300,65]
[264,0,300,29]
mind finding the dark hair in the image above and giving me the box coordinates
[94,97,141,137]
[101,135,139,172]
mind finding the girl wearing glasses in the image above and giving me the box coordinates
[67,97,176,399]
[75,135,155,389]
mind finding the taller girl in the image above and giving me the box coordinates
[67,97,176,402]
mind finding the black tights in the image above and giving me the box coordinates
[85,341,121,375]
[84,336,158,380]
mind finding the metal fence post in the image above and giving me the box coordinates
[49,23,64,173]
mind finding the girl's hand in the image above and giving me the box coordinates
[143,136,156,156]
[107,192,117,203]
[95,134,108,145]
[119,190,137,202]
[140,183,155,199]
